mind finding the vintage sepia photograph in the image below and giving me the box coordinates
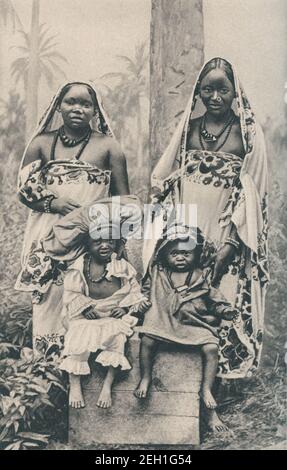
[0,0,286,453]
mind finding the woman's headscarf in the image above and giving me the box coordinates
[18,81,114,178]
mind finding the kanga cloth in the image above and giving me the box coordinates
[143,61,269,378]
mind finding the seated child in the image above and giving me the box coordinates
[60,229,145,409]
[134,227,237,432]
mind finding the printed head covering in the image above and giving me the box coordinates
[19,81,114,175]
[151,57,258,191]
[153,224,204,265]
[42,195,143,263]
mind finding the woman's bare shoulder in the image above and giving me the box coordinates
[188,116,202,131]
[90,130,112,143]
[23,131,57,165]
[189,116,202,125]
[29,131,57,151]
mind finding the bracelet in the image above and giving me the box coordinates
[43,195,55,213]
[225,237,240,250]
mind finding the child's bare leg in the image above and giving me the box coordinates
[69,374,85,408]
[68,352,90,408]
[200,343,218,409]
[97,366,117,409]
[134,335,158,399]
[204,408,229,432]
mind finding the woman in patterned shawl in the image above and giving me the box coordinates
[15,81,129,359]
[143,58,269,431]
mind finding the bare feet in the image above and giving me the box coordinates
[134,376,151,399]
[97,383,112,409]
[200,387,217,409]
[205,409,229,433]
[69,374,85,409]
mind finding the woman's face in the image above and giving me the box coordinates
[200,69,235,117]
[59,85,95,129]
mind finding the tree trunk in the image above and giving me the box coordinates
[0,18,8,101]
[149,0,204,174]
[26,0,40,141]
[137,96,144,169]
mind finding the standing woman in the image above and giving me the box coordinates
[144,58,269,431]
[15,82,129,359]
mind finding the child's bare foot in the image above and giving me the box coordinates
[205,409,229,433]
[69,374,85,408]
[134,377,151,399]
[200,387,217,409]
[97,383,112,409]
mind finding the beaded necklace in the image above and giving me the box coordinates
[50,127,92,161]
[86,255,108,283]
[199,113,235,152]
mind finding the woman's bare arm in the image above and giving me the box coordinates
[109,140,130,196]
[18,137,48,212]
[18,136,80,214]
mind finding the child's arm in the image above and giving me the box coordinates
[136,274,152,315]
[141,273,151,299]
[63,269,97,321]
[206,286,238,321]
[116,263,151,316]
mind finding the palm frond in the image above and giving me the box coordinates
[100,72,128,81]
[40,51,68,63]
[11,57,29,73]
[39,62,55,88]
[116,55,138,76]
[40,42,60,55]
[0,0,22,30]
[16,29,30,47]
[43,58,66,79]
[39,32,59,52]
[10,45,29,55]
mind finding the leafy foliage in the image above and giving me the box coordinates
[0,352,67,450]
[262,117,287,366]
[11,24,67,90]
[0,304,67,450]
[0,91,26,158]
[0,0,22,29]
[99,42,150,200]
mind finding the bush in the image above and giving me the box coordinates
[0,306,67,450]
[0,353,67,450]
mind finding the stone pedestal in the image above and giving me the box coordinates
[69,337,202,446]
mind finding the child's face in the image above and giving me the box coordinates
[165,239,197,272]
[88,237,117,263]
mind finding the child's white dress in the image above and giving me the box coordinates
[60,253,144,375]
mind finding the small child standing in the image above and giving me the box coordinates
[60,230,145,409]
[135,227,236,432]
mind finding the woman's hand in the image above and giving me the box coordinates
[50,197,81,215]
[111,307,127,319]
[221,307,237,321]
[137,299,152,315]
[116,239,127,260]
[205,244,237,287]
